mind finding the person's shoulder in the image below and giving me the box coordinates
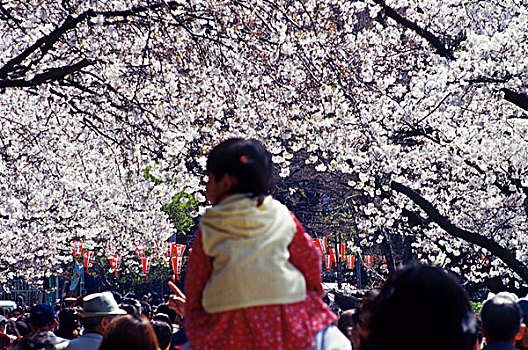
[66,333,103,349]
[482,341,517,350]
[56,341,70,350]
[51,333,69,348]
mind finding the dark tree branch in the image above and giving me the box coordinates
[372,0,455,60]
[391,180,528,283]
[468,74,512,84]
[97,3,167,17]
[501,88,528,112]
[0,2,191,80]
[463,160,515,196]
[0,59,95,88]
[0,10,95,79]
[0,4,24,29]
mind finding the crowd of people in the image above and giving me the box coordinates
[2,138,527,350]
[0,288,187,350]
[335,264,528,350]
[1,265,528,350]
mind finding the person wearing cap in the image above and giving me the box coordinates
[13,303,69,350]
[481,292,523,350]
[66,292,126,350]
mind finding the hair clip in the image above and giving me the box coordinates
[240,155,249,164]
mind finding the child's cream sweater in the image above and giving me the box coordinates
[200,194,307,313]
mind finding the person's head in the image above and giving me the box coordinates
[155,304,176,324]
[99,314,159,350]
[10,308,22,319]
[119,297,142,316]
[140,301,151,319]
[0,316,8,333]
[517,297,528,325]
[151,320,172,350]
[29,304,56,331]
[15,314,30,337]
[516,298,528,348]
[352,289,379,348]
[366,263,478,350]
[481,292,522,343]
[54,308,81,339]
[152,313,171,326]
[149,292,161,307]
[79,291,127,333]
[337,309,357,345]
[206,138,273,204]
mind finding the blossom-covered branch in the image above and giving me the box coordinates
[371,0,455,60]
[0,59,94,88]
[391,181,528,283]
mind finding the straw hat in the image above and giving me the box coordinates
[80,292,127,318]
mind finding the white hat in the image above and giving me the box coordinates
[80,292,127,317]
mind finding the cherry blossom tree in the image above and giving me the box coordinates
[0,0,527,288]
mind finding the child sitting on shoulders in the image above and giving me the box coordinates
[184,138,349,350]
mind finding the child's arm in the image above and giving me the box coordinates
[288,215,324,297]
[184,230,214,328]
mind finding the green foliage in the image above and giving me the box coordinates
[162,190,199,235]
[87,170,199,293]
[93,170,198,292]
[142,164,199,235]
[143,166,164,185]
[471,301,483,314]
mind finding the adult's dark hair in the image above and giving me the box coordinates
[481,292,522,342]
[99,314,158,350]
[54,308,81,339]
[6,318,20,339]
[118,304,137,315]
[337,309,356,336]
[155,304,176,324]
[152,313,171,326]
[149,291,162,307]
[366,263,478,350]
[151,320,172,350]
[80,315,104,329]
[11,308,23,317]
[140,301,151,318]
[517,298,528,326]
[15,315,30,337]
[119,298,141,315]
[207,138,274,199]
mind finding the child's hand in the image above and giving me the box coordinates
[168,281,186,317]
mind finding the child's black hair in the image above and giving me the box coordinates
[207,138,273,202]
